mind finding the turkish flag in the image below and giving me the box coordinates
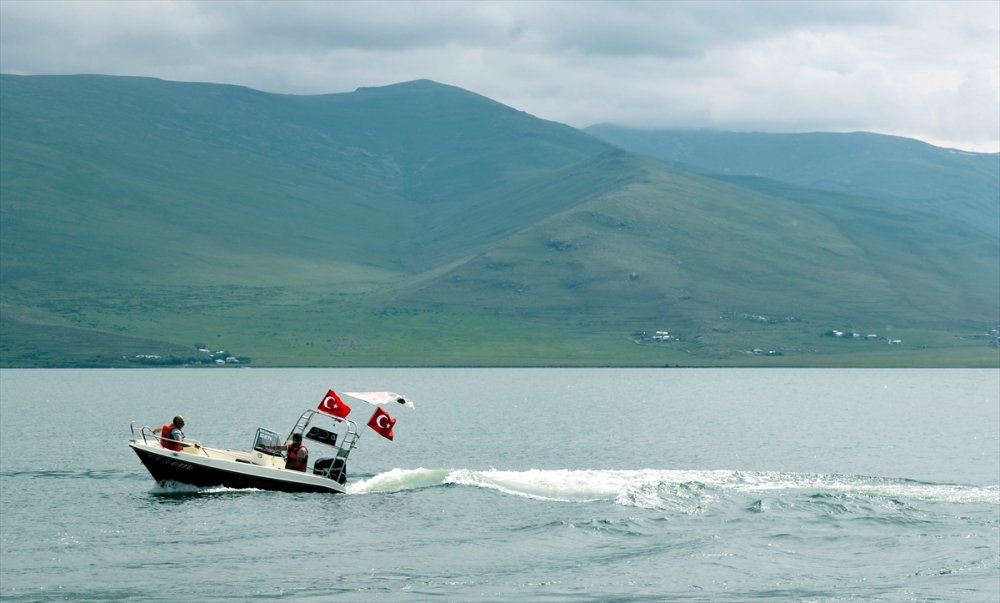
[318,389,351,418]
[367,407,396,440]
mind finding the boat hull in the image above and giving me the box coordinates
[130,443,345,494]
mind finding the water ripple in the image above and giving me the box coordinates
[0,469,144,480]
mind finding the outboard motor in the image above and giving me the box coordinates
[313,457,347,484]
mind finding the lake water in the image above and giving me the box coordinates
[0,368,997,602]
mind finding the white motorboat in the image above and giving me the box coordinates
[129,390,411,494]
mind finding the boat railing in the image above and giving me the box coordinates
[287,409,362,477]
[331,417,361,463]
[129,422,203,452]
[130,421,154,445]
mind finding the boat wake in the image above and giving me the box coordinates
[347,468,1000,509]
[150,480,264,496]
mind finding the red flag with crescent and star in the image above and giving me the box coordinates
[367,407,396,440]
[318,389,351,419]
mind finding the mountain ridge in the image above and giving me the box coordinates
[584,124,1000,237]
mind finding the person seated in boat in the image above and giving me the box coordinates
[277,433,308,471]
[152,415,200,451]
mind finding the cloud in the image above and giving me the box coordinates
[1,0,997,152]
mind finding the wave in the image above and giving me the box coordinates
[7,467,993,508]
[346,468,454,494]
[347,468,1000,508]
[0,469,143,480]
[149,481,263,495]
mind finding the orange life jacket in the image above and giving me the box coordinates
[285,443,308,471]
[160,423,183,451]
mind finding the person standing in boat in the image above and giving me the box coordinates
[152,415,199,451]
[277,433,308,471]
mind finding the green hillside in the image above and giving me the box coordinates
[372,156,998,365]
[584,125,1000,238]
[1,75,612,280]
[1,75,997,367]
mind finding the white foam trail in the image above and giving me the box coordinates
[346,468,451,494]
[151,480,205,494]
[726,471,1000,504]
[347,468,1000,506]
[151,481,261,495]
[446,469,614,502]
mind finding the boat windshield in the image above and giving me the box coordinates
[253,428,283,456]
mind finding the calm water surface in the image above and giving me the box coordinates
[1,368,997,602]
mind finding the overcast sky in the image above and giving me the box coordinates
[2,0,997,152]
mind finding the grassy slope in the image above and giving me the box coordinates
[363,156,997,366]
[1,75,613,283]
[584,126,1000,237]
[0,75,620,365]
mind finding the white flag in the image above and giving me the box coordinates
[343,391,415,410]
